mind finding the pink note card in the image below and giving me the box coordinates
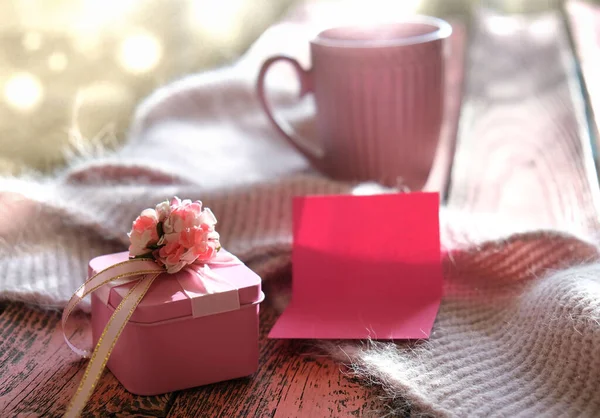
[269,192,443,340]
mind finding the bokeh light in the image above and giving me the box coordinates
[48,52,68,72]
[4,72,44,111]
[22,32,42,51]
[312,0,422,27]
[190,0,246,42]
[118,32,163,74]
[487,15,520,36]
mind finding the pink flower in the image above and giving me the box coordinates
[155,241,188,273]
[159,241,184,265]
[128,209,159,257]
[157,237,202,273]
[163,198,203,234]
[128,197,221,273]
[193,238,218,263]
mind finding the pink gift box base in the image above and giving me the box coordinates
[89,251,264,396]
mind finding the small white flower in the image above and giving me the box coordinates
[155,200,171,222]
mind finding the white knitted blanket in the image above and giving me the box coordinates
[2,3,600,416]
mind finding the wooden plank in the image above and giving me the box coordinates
[0,302,175,417]
[566,0,600,168]
[0,286,390,418]
[447,6,600,228]
[165,278,390,418]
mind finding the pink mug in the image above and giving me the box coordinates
[257,17,452,190]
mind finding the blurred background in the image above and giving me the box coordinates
[0,0,593,175]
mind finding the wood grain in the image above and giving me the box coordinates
[447,5,600,229]
[567,0,600,163]
[166,278,389,418]
[0,279,390,418]
[0,302,176,417]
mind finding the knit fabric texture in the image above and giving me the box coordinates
[1,3,600,417]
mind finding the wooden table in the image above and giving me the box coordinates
[1,2,599,417]
[0,290,395,417]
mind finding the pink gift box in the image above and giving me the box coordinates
[89,251,264,396]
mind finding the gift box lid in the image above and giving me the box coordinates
[89,251,263,324]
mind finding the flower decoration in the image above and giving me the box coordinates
[128,197,221,273]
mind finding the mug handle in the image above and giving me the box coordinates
[256,55,325,166]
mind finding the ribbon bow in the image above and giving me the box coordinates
[61,251,241,417]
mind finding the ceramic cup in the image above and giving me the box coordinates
[257,16,452,189]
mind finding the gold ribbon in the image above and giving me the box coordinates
[61,253,241,417]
